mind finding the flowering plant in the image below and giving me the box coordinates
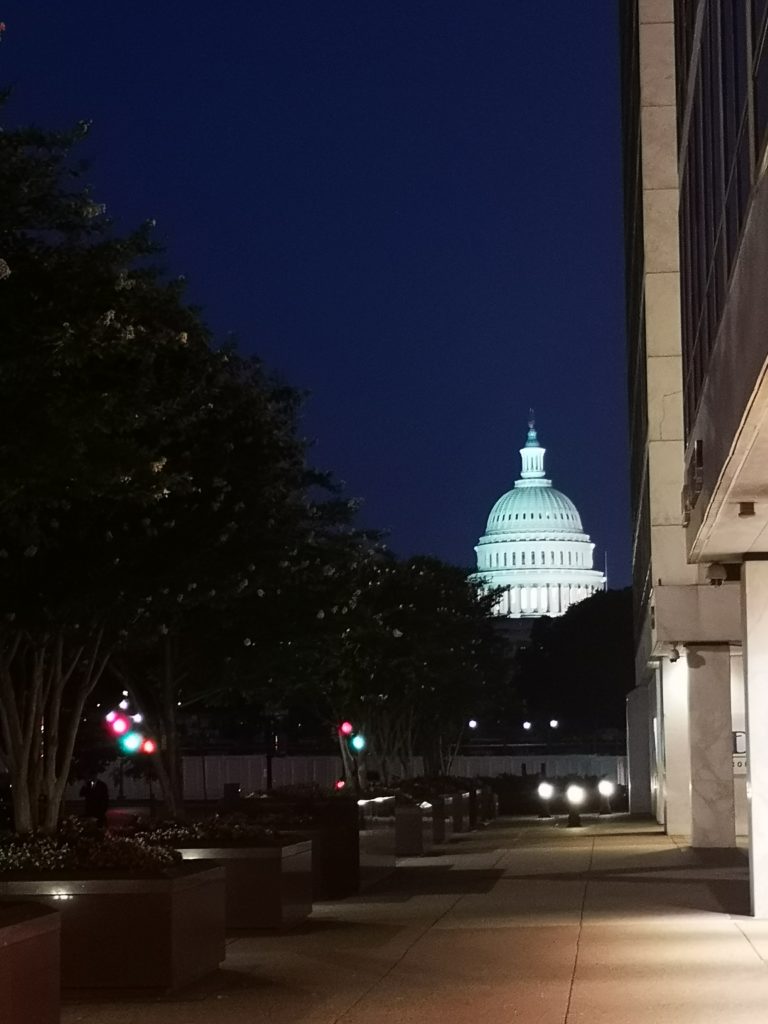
[0,823,180,876]
[138,814,288,847]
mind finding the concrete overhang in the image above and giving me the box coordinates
[685,172,768,563]
[653,582,741,645]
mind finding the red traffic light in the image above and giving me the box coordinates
[339,721,354,736]
[109,715,129,735]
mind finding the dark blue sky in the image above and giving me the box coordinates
[1,2,630,583]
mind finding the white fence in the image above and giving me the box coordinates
[66,753,626,801]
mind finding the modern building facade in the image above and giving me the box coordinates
[622,0,768,916]
[472,420,605,619]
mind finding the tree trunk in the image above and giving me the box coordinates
[0,628,109,834]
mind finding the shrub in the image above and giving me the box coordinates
[0,823,181,876]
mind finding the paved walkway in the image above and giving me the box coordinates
[63,816,768,1023]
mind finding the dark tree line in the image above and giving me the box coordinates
[0,100,513,828]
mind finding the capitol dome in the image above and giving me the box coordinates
[472,419,605,619]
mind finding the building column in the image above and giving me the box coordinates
[742,560,768,916]
[626,684,652,814]
[686,644,736,848]
[661,654,692,837]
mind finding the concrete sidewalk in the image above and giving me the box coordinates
[62,816,768,1023]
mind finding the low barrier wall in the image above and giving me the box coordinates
[65,753,626,801]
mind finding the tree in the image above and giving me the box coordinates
[514,588,634,738]
[0,103,341,828]
[286,554,513,786]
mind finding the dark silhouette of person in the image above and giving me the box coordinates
[80,777,109,827]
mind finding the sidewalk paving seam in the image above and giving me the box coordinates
[563,835,595,1024]
[329,891,466,1023]
[734,920,768,968]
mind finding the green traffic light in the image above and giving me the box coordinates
[120,731,142,753]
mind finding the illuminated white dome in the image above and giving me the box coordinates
[485,486,582,534]
[472,418,605,619]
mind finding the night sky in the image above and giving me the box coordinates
[0,2,630,584]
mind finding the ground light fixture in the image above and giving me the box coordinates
[537,781,554,818]
[598,778,616,814]
[565,784,585,828]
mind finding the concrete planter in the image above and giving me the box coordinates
[479,786,499,821]
[430,794,455,844]
[0,903,60,1023]
[358,797,396,890]
[450,791,471,833]
[178,841,312,929]
[468,787,483,828]
[0,865,225,991]
[395,804,434,856]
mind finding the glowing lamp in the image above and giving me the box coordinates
[522,721,532,731]
[110,715,129,735]
[468,719,478,729]
[537,782,554,800]
[350,734,366,752]
[549,719,559,729]
[141,738,157,754]
[119,731,142,753]
[334,779,346,791]
[339,721,354,736]
[105,711,117,724]
[598,779,615,797]
[566,784,585,806]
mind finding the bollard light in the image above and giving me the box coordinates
[537,781,554,819]
[598,778,615,815]
[565,784,585,828]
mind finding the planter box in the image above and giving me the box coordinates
[450,791,471,833]
[430,795,454,844]
[178,841,312,929]
[468,787,483,828]
[395,805,434,856]
[479,786,499,821]
[0,865,224,991]
[0,903,60,1023]
[309,797,361,900]
[358,797,396,890]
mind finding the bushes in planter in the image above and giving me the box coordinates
[0,819,180,877]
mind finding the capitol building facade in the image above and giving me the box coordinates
[472,420,605,618]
